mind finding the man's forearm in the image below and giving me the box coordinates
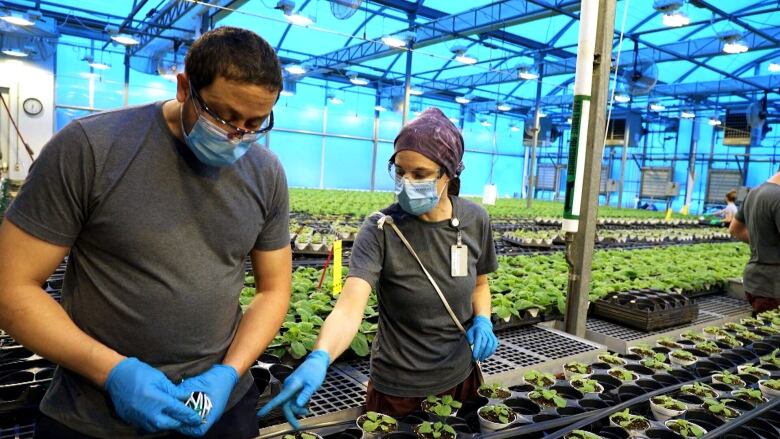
[222,288,290,375]
[0,284,125,386]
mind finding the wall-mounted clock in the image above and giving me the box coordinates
[23,97,43,116]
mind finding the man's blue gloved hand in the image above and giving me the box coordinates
[466,315,498,362]
[105,357,202,433]
[174,364,239,437]
[256,349,330,429]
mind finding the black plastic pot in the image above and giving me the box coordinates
[384,432,416,439]
[509,384,534,393]
[556,406,585,416]
[739,373,759,385]
[458,396,488,419]
[636,379,664,392]
[258,353,281,364]
[401,411,428,426]
[0,371,34,386]
[670,369,696,382]
[693,360,719,377]
[722,426,763,439]
[745,418,778,438]
[683,410,725,430]
[591,362,612,371]
[592,374,622,392]
[0,347,34,364]
[327,428,361,439]
[727,396,760,410]
[752,342,776,357]
[551,384,583,400]
[720,352,745,364]
[677,340,695,346]
[445,416,471,434]
[645,429,684,439]
[532,414,560,423]
[625,364,654,376]
[622,354,643,362]
[687,348,709,358]
[675,393,703,407]
[710,382,733,393]
[250,366,270,394]
[504,397,541,416]
[269,364,293,382]
[708,356,735,369]
[652,373,679,387]
[579,398,611,411]
[732,348,759,363]
[617,384,645,402]
[598,426,629,439]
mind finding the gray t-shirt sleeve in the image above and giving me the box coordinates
[253,156,290,251]
[476,210,498,275]
[6,121,94,247]
[347,214,385,289]
[735,202,747,223]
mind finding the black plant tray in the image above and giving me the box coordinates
[592,290,699,332]
[0,367,54,415]
[491,309,543,332]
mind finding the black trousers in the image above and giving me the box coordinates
[34,384,260,439]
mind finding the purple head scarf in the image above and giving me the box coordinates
[391,107,465,195]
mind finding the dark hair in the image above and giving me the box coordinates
[185,27,282,93]
[726,189,737,202]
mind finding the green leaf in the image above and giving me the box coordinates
[418,423,432,434]
[350,333,370,357]
[362,421,378,432]
[366,412,378,421]
[290,341,307,359]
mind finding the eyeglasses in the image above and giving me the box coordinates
[189,83,274,142]
[388,163,444,181]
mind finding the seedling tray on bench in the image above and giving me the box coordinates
[592,290,699,332]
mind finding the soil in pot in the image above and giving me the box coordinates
[528,390,567,409]
[665,420,706,438]
[269,364,293,381]
[477,384,511,400]
[413,422,456,439]
[357,412,398,436]
[608,369,637,382]
[282,432,322,439]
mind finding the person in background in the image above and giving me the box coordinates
[730,170,780,314]
[712,189,738,224]
[0,27,291,438]
[257,107,499,426]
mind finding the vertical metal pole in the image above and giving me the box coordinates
[617,122,630,208]
[521,142,529,198]
[370,92,380,192]
[320,97,328,189]
[684,117,700,209]
[563,0,616,337]
[401,43,413,126]
[124,53,130,107]
[605,148,614,206]
[526,64,544,208]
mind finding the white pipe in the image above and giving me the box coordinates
[562,0,599,233]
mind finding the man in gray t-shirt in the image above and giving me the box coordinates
[0,28,291,438]
[731,170,780,313]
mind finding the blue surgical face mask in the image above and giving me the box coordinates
[395,175,446,216]
[180,102,255,167]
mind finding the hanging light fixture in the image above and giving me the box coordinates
[480,119,492,127]
[409,87,423,96]
[381,35,407,48]
[0,10,35,26]
[680,110,696,119]
[277,0,313,26]
[518,66,539,80]
[721,33,749,54]
[284,64,306,75]
[769,62,780,73]
[455,95,471,104]
[654,1,689,27]
[347,72,369,86]
[708,117,722,126]
[83,55,110,70]
[327,93,343,105]
[497,102,512,112]
[374,105,387,112]
[510,124,521,132]
[2,48,28,57]
[614,92,631,103]
[650,103,666,111]
[451,45,477,65]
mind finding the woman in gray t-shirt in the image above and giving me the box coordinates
[258,107,499,424]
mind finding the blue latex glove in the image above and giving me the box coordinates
[105,357,202,432]
[466,315,498,362]
[256,349,330,429]
[173,364,239,437]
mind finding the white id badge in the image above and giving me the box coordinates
[451,244,468,277]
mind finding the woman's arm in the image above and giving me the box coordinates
[471,274,491,317]
[314,277,373,361]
